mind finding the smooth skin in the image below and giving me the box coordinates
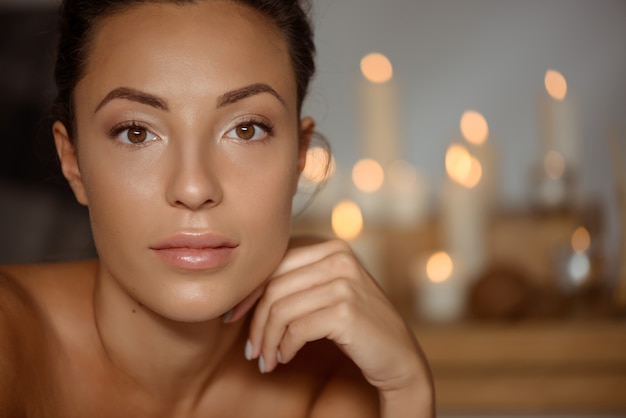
[0,1,434,417]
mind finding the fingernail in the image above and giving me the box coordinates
[221,309,233,323]
[245,340,253,361]
[276,351,283,364]
[258,355,265,374]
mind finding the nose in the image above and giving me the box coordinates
[165,145,223,211]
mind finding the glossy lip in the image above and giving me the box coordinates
[150,233,239,271]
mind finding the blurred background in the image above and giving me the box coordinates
[1,0,625,416]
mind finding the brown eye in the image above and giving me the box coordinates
[236,123,256,140]
[127,127,147,143]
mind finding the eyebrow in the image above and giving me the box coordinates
[94,87,169,113]
[94,82,286,114]
[217,83,286,109]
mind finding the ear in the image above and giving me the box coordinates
[53,121,89,206]
[297,116,315,173]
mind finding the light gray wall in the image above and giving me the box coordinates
[305,0,626,208]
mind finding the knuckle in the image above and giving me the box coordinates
[335,300,356,324]
[329,250,359,276]
[331,277,354,299]
[268,299,288,321]
[328,239,351,252]
[263,279,282,301]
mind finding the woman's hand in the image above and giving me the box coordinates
[226,238,434,417]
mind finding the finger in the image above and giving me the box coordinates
[259,278,353,372]
[248,249,362,358]
[271,239,352,278]
[227,239,349,324]
[277,303,353,366]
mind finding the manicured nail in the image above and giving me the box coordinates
[221,309,233,323]
[276,351,283,364]
[245,340,253,361]
[258,355,266,374]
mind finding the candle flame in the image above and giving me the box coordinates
[426,251,453,283]
[545,69,567,101]
[571,226,591,254]
[460,110,489,145]
[353,158,385,193]
[332,200,363,240]
[445,144,482,188]
[361,53,393,84]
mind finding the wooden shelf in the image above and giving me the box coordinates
[413,320,626,414]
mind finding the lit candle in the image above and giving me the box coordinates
[358,52,400,171]
[460,110,497,207]
[331,200,384,287]
[441,142,487,289]
[540,69,580,168]
[350,158,386,223]
[414,251,465,322]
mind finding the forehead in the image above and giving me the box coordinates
[76,0,296,114]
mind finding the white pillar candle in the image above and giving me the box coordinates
[540,69,580,168]
[414,251,465,322]
[441,143,488,288]
[358,52,401,171]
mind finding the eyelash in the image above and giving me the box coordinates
[108,120,157,148]
[227,116,275,142]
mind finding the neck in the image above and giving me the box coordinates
[92,263,246,408]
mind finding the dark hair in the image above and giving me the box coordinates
[51,0,316,142]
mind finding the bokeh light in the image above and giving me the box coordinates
[545,69,568,101]
[361,53,393,83]
[352,158,385,193]
[445,144,482,188]
[460,110,489,145]
[426,251,454,283]
[571,226,591,254]
[331,200,363,240]
[302,146,335,184]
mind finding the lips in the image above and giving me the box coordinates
[150,233,238,271]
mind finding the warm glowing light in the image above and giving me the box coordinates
[387,160,418,192]
[361,53,393,83]
[571,226,591,254]
[460,110,489,145]
[544,150,565,179]
[331,200,363,240]
[445,144,482,188]
[352,158,385,193]
[302,146,334,184]
[426,251,454,283]
[446,144,472,180]
[545,69,567,101]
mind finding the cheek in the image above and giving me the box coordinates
[78,146,161,251]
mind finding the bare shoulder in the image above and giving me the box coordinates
[302,339,379,418]
[0,261,97,416]
[0,260,97,325]
[0,267,28,416]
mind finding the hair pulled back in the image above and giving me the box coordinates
[52,0,316,141]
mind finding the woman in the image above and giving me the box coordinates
[0,0,434,416]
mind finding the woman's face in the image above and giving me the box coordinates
[56,1,311,321]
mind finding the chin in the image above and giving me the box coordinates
[147,280,243,324]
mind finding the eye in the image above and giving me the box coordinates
[110,123,159,145]
[225,120,273,142]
